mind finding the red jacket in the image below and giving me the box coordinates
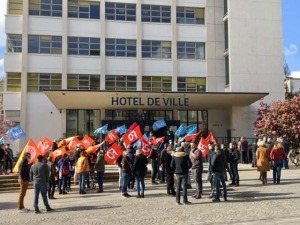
[270,148,286,161]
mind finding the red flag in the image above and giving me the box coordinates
[13,139,41,173]
[198,137,209,158]
[205,132,216,145]
[105,130,119,144]
[140,138,151,157]
[104,143,123,164]
[123,125,143,147]
[67,136,81,152]
[81,135,94,148]
[128,122,138,132]
[86,141,105,155]
[37,137,53,155]
[151,136,165,145]
[185,132,201,142]
[49,146,67,160]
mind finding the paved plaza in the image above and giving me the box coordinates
[0,164,300,225]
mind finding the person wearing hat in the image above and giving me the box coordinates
[30,155,54,213]
[171,146,192,205]
[132,149,148,198]
[256,139,270,185]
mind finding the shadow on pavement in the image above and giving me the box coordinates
[0,202,17,210]
[56,205,121,212]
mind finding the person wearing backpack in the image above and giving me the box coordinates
[228,142,240,187]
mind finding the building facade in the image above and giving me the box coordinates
[3,0,284,151]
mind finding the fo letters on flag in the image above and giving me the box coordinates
[104,143,122,164]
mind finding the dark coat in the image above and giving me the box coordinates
[171,152,192,175]
[121,155,132,174]
[132,154,148,177]
[161,149,173,172]
[229,148,240,164]
[18,158,31,182]
[211,150,226,173]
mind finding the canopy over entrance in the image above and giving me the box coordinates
[44,90,268,110]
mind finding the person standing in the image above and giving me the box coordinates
[270,142,286,184]
[0,144,6,175]
[76,151,91,194]
[238,137,248,164]
[281,137,290,169]
[190,142,203,199]
[17,152,31,213]
[161,145,176,196]
[149,144,159,185]
[256,140,270,185]
[132,150,148,198]
[94,150,105,193]
[251,139,258,167]
[57,153,70,195]
[47,156,57,199]
[30,155,54,213]
[121,150,132,198]
[4,144,13,174]
[228,142,240,187]
[211,144,227,202]
[171,146,192,205]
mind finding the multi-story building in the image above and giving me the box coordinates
[3,0,284,151]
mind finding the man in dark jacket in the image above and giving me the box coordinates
[161,145,176,196]
[190,142,203,199]
[229,142,240,186]
[149,144,159,185]
[211,144,227,202]
[171,146,192,205]
[30,155,54,213]
[17,152,31,213]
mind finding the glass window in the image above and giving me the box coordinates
[177,42,205,59]
[176,7,205,24]
[68,0,100,19]
[7,34,22,53]
[29,0,62,17]
[142,4,171,23]
[6,73,21,92]
[105,2,136,21]
[27,73,62,92]
[105,38,136,57]
[8,0,23,15]
[67,74,100,90]
[68,36,100,56]
[142,40,171,59]
[225,54,230,85]
[105,75,136,91]
[142,76,172,92]
[177,77,206,92]
[178,110,208,131]
[28,35,62,54]
[224,20,229,50]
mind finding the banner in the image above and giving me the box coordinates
[184,132,201,142]
[58,136,77,148]
[175,124,186,137]
[186,124,197,135]
[152,119,167,131]
[49,146,67,160]
[6,125,26,141]
[151,136,165,145]
[128,122,138,132]
[94,124,108,135]
[81,135,94,149]
[37,137,53,155]
[198,137,209,158]
[67,136,81,151]
[86,141,105,155]
[104,143,123,164]
[13,139,41,173]
[115,125,127,134]
[205,132,217,145]
[140,138,151,157]
[105,129,119,144]
[122,125,143,148]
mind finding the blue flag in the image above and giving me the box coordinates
[152,119,167,131]
[175,124,186,137]
[133,139,141,149]
[94,124,108,135]
[115,125,127,134]
[6,125,26,141]
[0,136,4,144]
[186,124,197,134]
[143,133,149,141]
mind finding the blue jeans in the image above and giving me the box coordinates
[207,162,212,181]
[78,172,88,192]
[97,171,104,190]
[214,172,227,199]
[230,163,239,185]
[118,166,123,188]
[283,156,289,168]
[33,182,50,210]
[135,176,145,195]
[175,174,188,203]
[272,160,283,184]
[121,172,130,193]
[58,175,67,193]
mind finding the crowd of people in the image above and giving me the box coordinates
[2,131,291,212]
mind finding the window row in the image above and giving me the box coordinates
[9,0,205,24]
[8,35,205,59]
[6,73,206,93]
